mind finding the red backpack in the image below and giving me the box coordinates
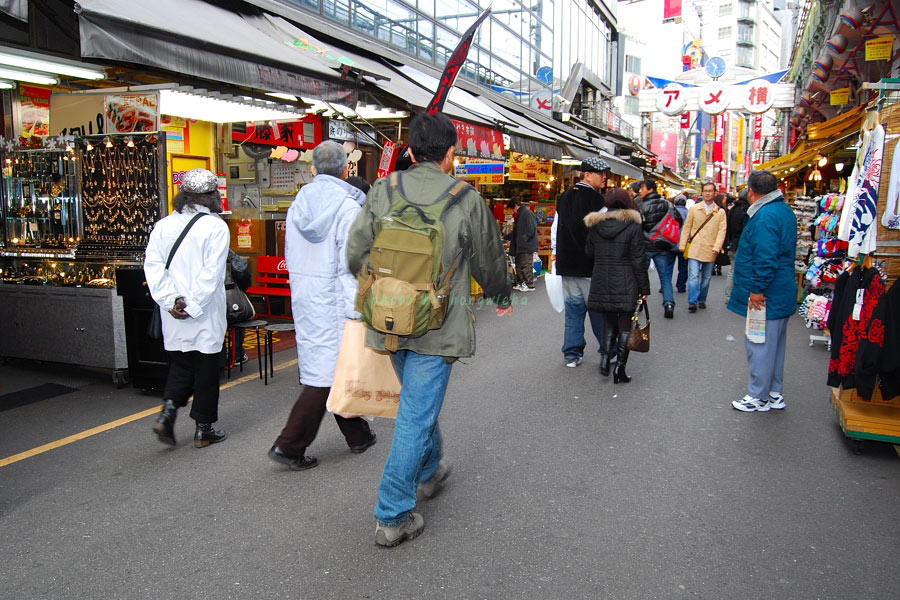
[649,208,681,247]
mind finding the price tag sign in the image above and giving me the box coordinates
[830,87,851,105]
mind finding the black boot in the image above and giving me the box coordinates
[194,422,228,448]
[152,400,178,446]
[599,327,617,377]
[613,333,632,384]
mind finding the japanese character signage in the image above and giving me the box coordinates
[657,83,686,116]
[742,79,774,114]
[830,87,851,105]
[19,85,51,138]
[426,8,491,114]
[376,141,398,179]
[865,35,893,61]
[231,116,322,149]
[699,82,729,115]
[451,119,505,159]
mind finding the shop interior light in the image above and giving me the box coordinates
[0,79,14,89]
[85,140,93,151]
[835,162,844,172]
[0,48,105,80]
[817,156,828,167]
[103,136,112,148]
[0,66,57,85]
[125,136,134,148]
[159,89,303,123]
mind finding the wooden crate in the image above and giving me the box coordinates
[831,386,900,444]
[874,103,900,287]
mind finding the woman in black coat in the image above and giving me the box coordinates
[584,188,650,383]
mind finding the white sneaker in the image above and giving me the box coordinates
[513,283,527,292]
[732,395,770,412]
[766,392,786,410]
[565,356,583,368]
[521,285,536,292]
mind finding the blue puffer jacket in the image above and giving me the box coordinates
[727,192,798,319]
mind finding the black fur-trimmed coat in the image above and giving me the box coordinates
[584,209,650,313]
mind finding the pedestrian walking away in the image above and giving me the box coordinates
[144,168,231,448]
[585,187,650,383]
[673,195,689,294]
[724,188,750,305]
[552,156,609,367]
[504,198,538,291]
[347,111,512,547]
[678,182,727,313]
[269,140,376,472]
[638,179,683,319]
[727,170,797,412]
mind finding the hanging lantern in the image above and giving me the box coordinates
[827,33,848,54]
[840,6,863,29]
[795,106,808,117]
[812,65,830,83]
[800,92,813,106]
[814,55,833,72]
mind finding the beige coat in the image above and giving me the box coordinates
[678,201,727,262]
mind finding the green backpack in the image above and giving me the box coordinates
[356,172,470,351]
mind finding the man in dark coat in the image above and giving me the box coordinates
[639,179,682,319]
[505,199,538,291]
[552,156,609,368]
[724,187,750,304]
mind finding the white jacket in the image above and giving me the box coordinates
[144,206,230,354]
[286,175,365,386]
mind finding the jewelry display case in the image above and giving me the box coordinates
[1,148,80,255]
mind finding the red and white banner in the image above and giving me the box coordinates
[376,141,398,179]
[714,114,725,186]
[681,112,691,129]
[452,119,505,159]
[753,115,763,165]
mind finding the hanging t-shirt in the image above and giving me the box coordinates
[838,123,884,257]
[881,139,900,229]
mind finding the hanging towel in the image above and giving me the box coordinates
[838,123,884,257]
[881,139,900,229]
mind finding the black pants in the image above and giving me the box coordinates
[274,385,372,456]
[163,350,221,423]
[514,253,534,287]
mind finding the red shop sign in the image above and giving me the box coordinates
[231,115,323,149]
[451,119,505,160]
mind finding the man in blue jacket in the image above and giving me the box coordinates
[727,170,797,412]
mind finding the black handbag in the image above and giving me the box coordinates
[626,299,650,353]
[226,285,256,324]
[146,213,207,340]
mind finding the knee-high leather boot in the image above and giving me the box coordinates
[599,327,617,377]
[613,332,632,384]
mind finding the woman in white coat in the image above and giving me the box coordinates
[268,141,376,471]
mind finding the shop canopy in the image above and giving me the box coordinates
[562,145,643,179]
[758,106,865,174]
[74,0,393,102]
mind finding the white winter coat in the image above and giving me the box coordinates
[144,206,230,354]
[286,174,365,386]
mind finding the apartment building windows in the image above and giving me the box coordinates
[718,26,732,39]
[719,3,732,16]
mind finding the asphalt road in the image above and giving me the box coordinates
[1,272,899,600]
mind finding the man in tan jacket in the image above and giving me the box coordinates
[678,181,727,312]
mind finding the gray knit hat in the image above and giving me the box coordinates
[581,157,610,173]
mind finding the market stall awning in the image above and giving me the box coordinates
[598,150,644,180]
[75,0,392,101]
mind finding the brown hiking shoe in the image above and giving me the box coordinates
[374,513,425,547]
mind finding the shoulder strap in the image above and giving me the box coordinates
[165,213,207,270]
[687,210,716,243]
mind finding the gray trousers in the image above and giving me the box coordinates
[744,316,789,399]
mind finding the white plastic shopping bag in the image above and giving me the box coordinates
[545,262,564,313]
[745,305,766,344]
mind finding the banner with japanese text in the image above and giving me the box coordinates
[232,117,322,149]
[452,119,505,159]
[509,152,552,182]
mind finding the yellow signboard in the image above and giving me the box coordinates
[508,152,552,182]
[830,87,851,105]
[865,35,893,61]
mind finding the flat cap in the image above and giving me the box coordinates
[581,157,610,173]
[181,168,218,194]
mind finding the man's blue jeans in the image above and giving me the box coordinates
[561,276,606,361]
[647,251,676,306]
[687,259,715,305]
[375,350,452,526]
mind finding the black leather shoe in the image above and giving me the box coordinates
[688,304,697,313]
[699,302,707,309]
[194,423,228,448]
[152,400,178,446]
[350,432,377,454]
[664,302,674,319]
[268,445,318,470]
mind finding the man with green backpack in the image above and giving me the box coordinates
[347,112,513,547]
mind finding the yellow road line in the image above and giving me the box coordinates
[0,358,297,469]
